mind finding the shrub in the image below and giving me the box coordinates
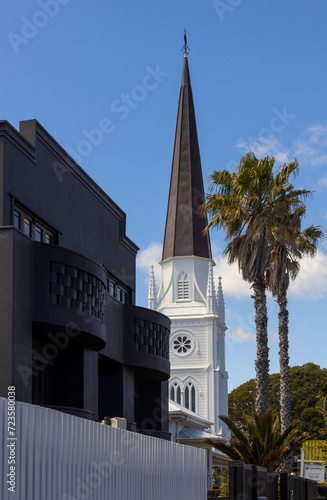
[207,489,221,498]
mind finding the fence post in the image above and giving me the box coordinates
[267,473,278,500]
[228,461,257,500]
[305,478,318,500]
[281,473,315,500]
[254,465,268,499]
[280,472,295,500]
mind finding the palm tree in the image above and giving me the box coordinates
[201,153,310,414]
[205,412,308,472]
[265,210,323,432]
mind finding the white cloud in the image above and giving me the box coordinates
[136,241,327,302]
[293,124,327,168]
[227,327,256,343]
[235,137,290,164]
[136,242,162,284]
[268,331,279,344]
[318,176,327,188]
[288,249,327,300]
[211,243,327,302]
[211,243,252,299]
[235,123,327,170]
[226,327,277,346]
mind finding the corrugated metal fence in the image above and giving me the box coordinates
[0,397,206,500]
[302,439,327,461]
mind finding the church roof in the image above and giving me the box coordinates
[169,399,213,429]
[162,52,212,261]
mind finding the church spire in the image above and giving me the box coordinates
[162,41,212,262]
[148,265,158,310]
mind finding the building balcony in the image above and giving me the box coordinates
[33,241,107,350]
[124,305,171,380]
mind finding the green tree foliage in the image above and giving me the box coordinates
[205,412,307,472]
[316,394,327,428]
[228,363,327,439]
[299,408,327,438]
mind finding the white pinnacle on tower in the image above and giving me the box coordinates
[206,262,217,314]
[217,276,225,325]
[148,265,158,310]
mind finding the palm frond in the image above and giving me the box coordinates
[205,412,306,472]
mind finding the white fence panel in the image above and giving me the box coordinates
[0,397,206,500]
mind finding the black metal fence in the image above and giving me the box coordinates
[280,473,318,500]
[227,460,318,500]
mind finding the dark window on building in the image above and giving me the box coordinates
[24,218,31,237]
[177,386,181,404]
[13,203,57,244]
[170,386,174,400]
[14,210,20,229]
[35,226,42,242]
[170,382,181,404]
[106,272,130,304]
[191,386,196,412]
[184,382,196,412]
[45,233,53,244]
[185,385,189,409]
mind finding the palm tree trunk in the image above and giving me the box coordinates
[252,277,269,414]
[278,290,291,432]
[277,290,293,474]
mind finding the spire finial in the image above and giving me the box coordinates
[206,262,217,314]
[217,276,226,325]
[182,29,190,56]
[148,265,158,311]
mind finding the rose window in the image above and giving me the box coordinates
[173,336,191,354]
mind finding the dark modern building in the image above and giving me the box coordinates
[0,119,170,439]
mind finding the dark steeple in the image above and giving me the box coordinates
[162,49,212,261]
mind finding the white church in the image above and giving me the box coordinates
[148,45,230,476]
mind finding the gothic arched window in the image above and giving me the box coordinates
[177,272,189,300]
[170,382,181,404]
[184,382,196,413]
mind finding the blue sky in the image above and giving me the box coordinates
[2,0,327,392]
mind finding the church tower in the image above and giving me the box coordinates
[149,44,229,437]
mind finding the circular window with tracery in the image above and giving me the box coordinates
[173,335,192,355]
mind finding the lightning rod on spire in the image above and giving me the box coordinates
[182,29,190,54]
